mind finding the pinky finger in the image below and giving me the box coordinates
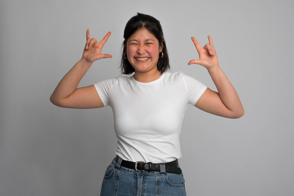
[208,35,214,45]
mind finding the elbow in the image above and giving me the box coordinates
[231,109,245,119]
[50,96,57,106]
[50,95,70,108]
[50,95,61,107]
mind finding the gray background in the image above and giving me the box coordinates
[0,0,293,195]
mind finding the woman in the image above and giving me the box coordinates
[50,13,244,196]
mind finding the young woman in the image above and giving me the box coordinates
[50,13,244,196]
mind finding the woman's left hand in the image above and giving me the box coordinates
[188,35,219,70]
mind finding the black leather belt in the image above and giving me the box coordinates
[115,155,182,174]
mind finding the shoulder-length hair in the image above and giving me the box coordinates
[120,13,170,75]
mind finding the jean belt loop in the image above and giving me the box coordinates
[159,163,166,173]
[115,156,123,169]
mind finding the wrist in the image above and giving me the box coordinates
[207,65,221,74]
[80,57,93,66]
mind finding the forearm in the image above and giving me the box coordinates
[208,66,244,116]
[50,58,92,104]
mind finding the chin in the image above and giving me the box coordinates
[133,66,150,72]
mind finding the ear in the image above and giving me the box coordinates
[159,40,165,52]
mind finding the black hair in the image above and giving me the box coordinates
[120,13,170,74]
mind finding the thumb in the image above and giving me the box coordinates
[188,59,202,65]
[99,54,112,59]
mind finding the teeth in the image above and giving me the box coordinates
[136,57,149,61]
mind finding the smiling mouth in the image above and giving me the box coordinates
[135,57,150,61]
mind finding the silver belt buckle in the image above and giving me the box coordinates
[135,161,145,171]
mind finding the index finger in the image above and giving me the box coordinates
[86,29,90,41]
[100,31,111,46]
[208,35,214,45]
[191,37,202,53]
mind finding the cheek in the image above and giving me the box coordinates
[148,45,160,56]
[127,46,137,56]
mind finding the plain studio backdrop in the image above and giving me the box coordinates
[0,0,293,195]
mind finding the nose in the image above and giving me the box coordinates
[137,45,146,55]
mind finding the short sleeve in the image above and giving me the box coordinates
[180,72,207,105]
[94,77,118,107]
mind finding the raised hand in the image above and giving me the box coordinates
[82,29,112,63]
[188,35,219,70]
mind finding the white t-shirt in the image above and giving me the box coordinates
[94,71,207,163]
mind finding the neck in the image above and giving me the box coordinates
[133,70,162,83]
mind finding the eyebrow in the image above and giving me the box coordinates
[145,39,155,42]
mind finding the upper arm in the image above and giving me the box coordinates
[195,88,237,118]
[53,85,104,109]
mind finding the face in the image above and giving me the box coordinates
[126,28,163,74]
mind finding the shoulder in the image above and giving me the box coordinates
[170,71,206,91]
[95,73,132,85]
[163,71,183,80]
[117,73,133,81]
[164,71,196,83]
[175,71,202,83]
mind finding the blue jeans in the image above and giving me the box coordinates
[100,156,187,196]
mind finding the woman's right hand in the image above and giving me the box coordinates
[82,29,112,63]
